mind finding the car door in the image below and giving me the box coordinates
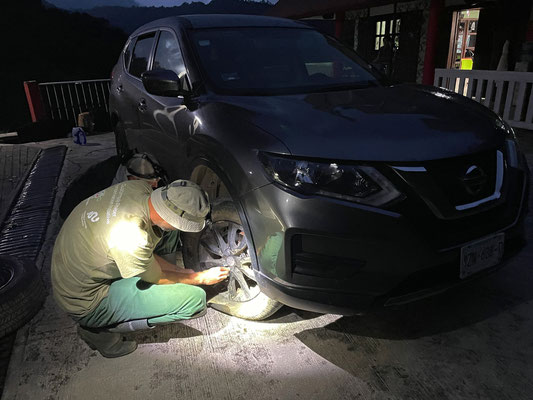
[121,31,158,152]
[112,38,138,134]
[137,28,196,180]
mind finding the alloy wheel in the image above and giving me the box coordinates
[199,220,260,302]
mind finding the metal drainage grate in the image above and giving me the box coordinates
[0,146,67,259]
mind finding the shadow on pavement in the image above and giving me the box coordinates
[297,253,533,342]
[292,258,533,397]
[127,323,204,345]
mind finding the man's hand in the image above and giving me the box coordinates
[149,255,230,286]
[195,267,230,285]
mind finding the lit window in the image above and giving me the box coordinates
[374,18,400,51]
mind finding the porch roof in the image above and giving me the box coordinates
[266,0,408,19]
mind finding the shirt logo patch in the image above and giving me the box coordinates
[87,211,100,222]
[85,190,106,205]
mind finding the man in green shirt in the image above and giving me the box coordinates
[52,179,229,358]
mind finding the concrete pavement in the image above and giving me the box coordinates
[2,132,533,399]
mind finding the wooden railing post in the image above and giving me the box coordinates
[23,81,46,122]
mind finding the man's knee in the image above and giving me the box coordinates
[188,285,207,315]
[168,284,206,319]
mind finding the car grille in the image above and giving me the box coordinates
[424,149,497,207]
[390,148,503,219]
[385,149,527,250]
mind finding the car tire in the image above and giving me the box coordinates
[182,201,283,321]
[114,121,130,164]
[0,256,46,338]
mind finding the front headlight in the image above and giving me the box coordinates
[496,118,516,140]
[497,119,519,168]
[259,153,402,207]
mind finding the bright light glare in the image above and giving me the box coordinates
[107,220,148,254]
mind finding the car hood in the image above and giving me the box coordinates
[209,85,505,162]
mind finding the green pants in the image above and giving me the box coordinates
[78,277,206,329]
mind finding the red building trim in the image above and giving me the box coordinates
[526,21,533,42]
[23,81,46,123]
[335,11,345,39]
[422,0,444,85]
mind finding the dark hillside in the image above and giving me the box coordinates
[87,0,272,33]
[1,0,127,131]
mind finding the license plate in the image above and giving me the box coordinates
[460,233,504,279]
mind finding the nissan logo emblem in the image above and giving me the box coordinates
[462,165,488,195]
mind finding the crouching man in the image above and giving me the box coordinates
[51,179,229,358]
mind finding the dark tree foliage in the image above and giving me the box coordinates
[49,0,138,10]
[1,0,127,131]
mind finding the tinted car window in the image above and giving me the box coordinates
[123,39,135,70]
[190,28,379,95]
[153,30,185,76]
[129,33,156,78]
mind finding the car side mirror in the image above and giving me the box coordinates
[141,69,182,97]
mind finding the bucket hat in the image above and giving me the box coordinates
[151,180,210,232]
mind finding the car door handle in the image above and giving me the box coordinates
[138,98,147,112]
[116,84,123,93]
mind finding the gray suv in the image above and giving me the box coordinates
[109,14,529,320]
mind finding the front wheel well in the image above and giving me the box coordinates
[189,164,231,204]
[188,163,260,271]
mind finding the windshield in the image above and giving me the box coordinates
[189,27,380,95]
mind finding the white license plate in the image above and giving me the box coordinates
[460,233,505,279]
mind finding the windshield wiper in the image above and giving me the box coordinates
[311,81,379,93]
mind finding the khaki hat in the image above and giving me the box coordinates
[150,180,210,232]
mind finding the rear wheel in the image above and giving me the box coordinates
[182,202,282,320]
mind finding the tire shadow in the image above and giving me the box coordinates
[262,307,324,324]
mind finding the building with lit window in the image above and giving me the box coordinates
[267,0,533,84]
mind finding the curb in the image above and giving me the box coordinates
[0,145,67,397]
[0,146,67,259]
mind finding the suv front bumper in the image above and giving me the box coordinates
[241,166,529,315]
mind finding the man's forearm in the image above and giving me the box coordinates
[154,254,179,273]
[157,269,201,285]
[154,254,196,274]
[152,254,198,285]
[148,254,230,286]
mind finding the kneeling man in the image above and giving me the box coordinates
[52,179,229,358]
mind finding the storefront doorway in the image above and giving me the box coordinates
[357,11,422,83]
[447,8,480,70]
